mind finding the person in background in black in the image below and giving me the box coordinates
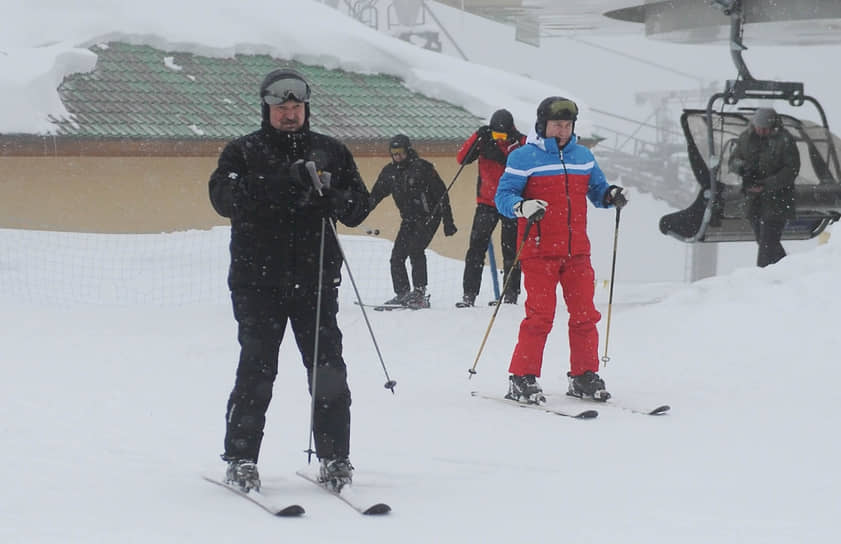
[728,107,800,267]
[369,134,457,309]
[209,68,370,493]
[455,109,526,308]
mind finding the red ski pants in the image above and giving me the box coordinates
[508,255,601,377]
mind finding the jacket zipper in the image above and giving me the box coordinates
[560,146,572,256]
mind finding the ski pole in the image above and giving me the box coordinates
[486,242,500,302]
[327,218,397,393]
[304,161,397,393]
[304,216,327,463]
[426,135,483,222]
[601,207,621,366]
[425,161,467,224]
[468,210,543,379]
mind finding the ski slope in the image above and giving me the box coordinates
[2,221,838,543]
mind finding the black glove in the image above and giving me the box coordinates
[604,185,627,209]
[320,186,354,214]
[290,160,336,209]
[287,159,311,193]
[231,161,316,209]
[481,138,506,164]
[476,126,505,164]
[232,173,291,209]
[462,127,489,165]
[730,158,746,176]
[232,174,266,200]
[444,222,457,236]
[229,174,263,212]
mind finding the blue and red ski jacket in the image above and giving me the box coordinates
[495,131,611,259]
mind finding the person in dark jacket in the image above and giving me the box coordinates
[208,68,370,493]
[728,107,800,267]
[496,96,627,404]
[369,134,457,309]
[455,109,526,308]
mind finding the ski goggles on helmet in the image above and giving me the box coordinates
[547,98,578,120]
[390,147,407,157]
[263,77,311,105]
[491,131,508,141]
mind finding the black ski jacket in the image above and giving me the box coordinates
[369,150,455,227]
[209,122,370,291]
[729,127,800,220]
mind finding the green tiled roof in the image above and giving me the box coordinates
[53,42,482,142]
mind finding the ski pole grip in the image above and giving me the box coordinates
[304,161,324,196]
[529,208,545,223]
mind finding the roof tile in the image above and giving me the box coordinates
[54,42,481,142]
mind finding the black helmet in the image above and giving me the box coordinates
[489,109,515,133]
[535,96,578,138]
[259,68,311,125]
[389,134,412,151]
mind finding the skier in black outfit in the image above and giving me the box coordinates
[209,68,370,493]
[728,107,800,267]
[369,134,457,309]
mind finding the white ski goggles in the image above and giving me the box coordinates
[263,77,311,104]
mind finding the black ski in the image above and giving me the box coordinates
[471,391,598,419]
[560,394,671,416]
[202,474,305,517]
[374,305,407,312]
[353,301,407,312]
[633,404,670,415]
[295,470,391,515]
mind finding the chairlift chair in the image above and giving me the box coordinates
[659,1,841,243]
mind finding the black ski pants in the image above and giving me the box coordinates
[462,203,520,298]
[749,215,787,267]
[223,286,351,463]
[390,217,440,294]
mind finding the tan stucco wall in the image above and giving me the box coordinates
[0,155,496,262]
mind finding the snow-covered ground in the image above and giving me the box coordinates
[2,219,839,543]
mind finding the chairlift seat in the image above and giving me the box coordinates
[660,109,841,243]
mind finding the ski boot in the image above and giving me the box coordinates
[567,370,611,402]
[504,374,546,404]
[383,291,411,306]
[319,457,354,492]
[406,287,430,309]
[224,458,261,493]
[455,294,476,308]
[488,292,518,306]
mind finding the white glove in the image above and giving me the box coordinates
[513,199,548,220]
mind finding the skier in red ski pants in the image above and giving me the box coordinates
[509,255,600,377]
[495,96,627,404]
